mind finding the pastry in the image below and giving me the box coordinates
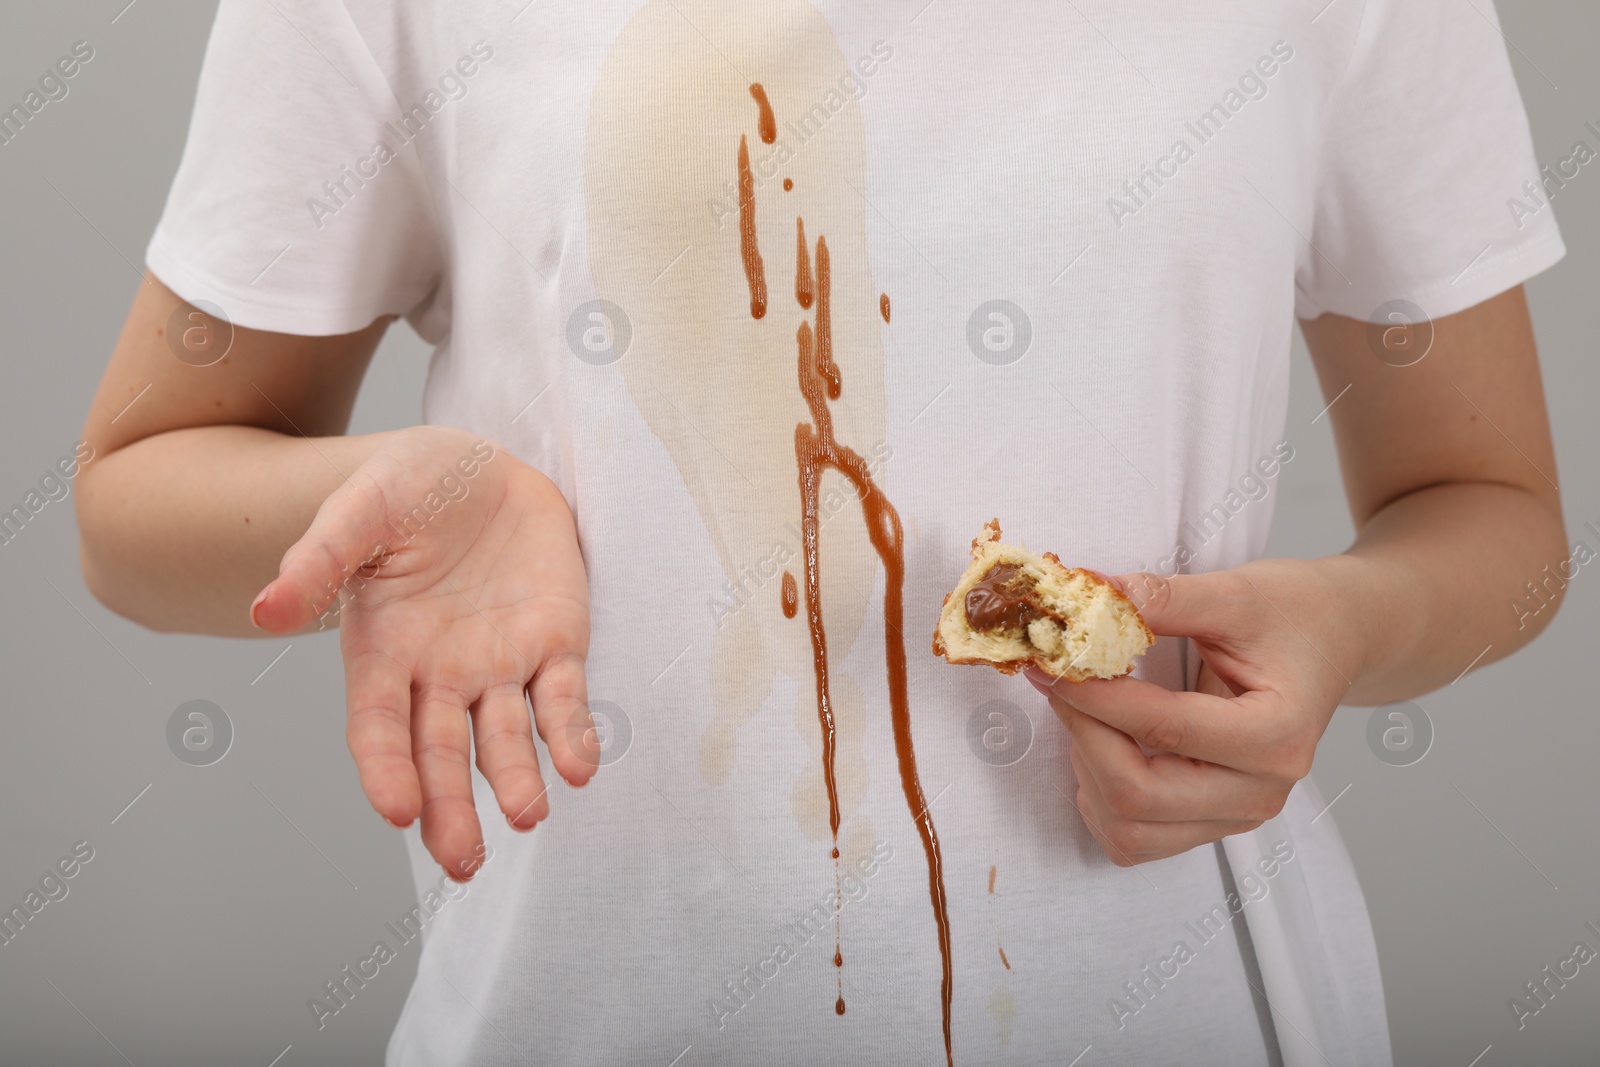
[932,519,1154,681]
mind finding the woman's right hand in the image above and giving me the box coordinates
[250,425,596,880]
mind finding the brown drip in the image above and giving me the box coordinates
[999,946,1011,971]
[781,571,799,618]
[794,316,841,841]
[988,865,996,895]
[737,135,767,320]
[793,228,954,1067]
[964,562,1068,633]
[784,177,794,191]
[835,943,846,1015]
[811,238,841,399]
[834,861,845,1014]
[795,219,814,310]
[749,83,777,145]
[880,293,891,323]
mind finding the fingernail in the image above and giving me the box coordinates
[382,814,410,829]
[248,584,271,628]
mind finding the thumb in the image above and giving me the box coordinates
[251,474,395,633]
[1110,570,1234,639]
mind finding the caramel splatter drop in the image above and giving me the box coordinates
[749,83,776,144]
[781,571,799,618]
[737,135,767,319]
[811,236,841,399]
[795,218,814,310]
[879,293,891,323]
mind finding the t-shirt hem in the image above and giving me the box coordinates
[146,234,406,338]
[1295,226,1567,324]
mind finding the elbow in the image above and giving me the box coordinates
[76,524,144,630]
[74,474,173,633]
[77,546,181,634]
[77,541,135,628]
[1505,517,1575,646]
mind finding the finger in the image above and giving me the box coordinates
[1061,703,1281,824]
[1046,672,1270,767]
[1067,747,1260,865]
[1063,567,1119,591]
[412,684,485,881]
[345,648,422,827]
[530,651,597,786]
[252,472,394,633]
[1079,812,1262,866]
[1111,570,1250,639]
[471,683,550,830]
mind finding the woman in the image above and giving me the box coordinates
[77,1,1566,1063]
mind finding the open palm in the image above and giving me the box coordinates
[251,426,596,879]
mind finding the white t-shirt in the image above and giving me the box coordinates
[147,2,1563,1064]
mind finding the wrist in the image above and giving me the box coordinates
[1315,550,1424,703]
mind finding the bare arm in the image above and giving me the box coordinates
[78,275,596,879]
[1035,286,1568,865]
[1301,284,1567,703]
[77,275,394,635]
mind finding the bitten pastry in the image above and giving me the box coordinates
[932,519,1154,681]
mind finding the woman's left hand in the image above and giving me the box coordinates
[1028,557,1369,867]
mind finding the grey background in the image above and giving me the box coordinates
[0,2,1594,1064]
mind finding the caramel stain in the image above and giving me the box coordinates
[879,293,891,323]
[795,218,814,310]
[749,82,777,144]
[781,571,799,618]
[737,134,767,319]
[989,985,1016,1048]
[792,225,953,1065]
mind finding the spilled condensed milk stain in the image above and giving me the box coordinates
[986,861,1013,1044]
[737,135,768,319]
[795,218,815,310]
[781,570,799,618]
[791,225,952,1064]
[749,82,777,144]
[989,985,1016,1049]
[810,238,841,399]
[585,3,951,1061]
[835,941,846,1015]
[880,292,891,323]
[585,0,879,807]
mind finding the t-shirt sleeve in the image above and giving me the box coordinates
[1294,0,1565,323]
[146,0,444,338]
